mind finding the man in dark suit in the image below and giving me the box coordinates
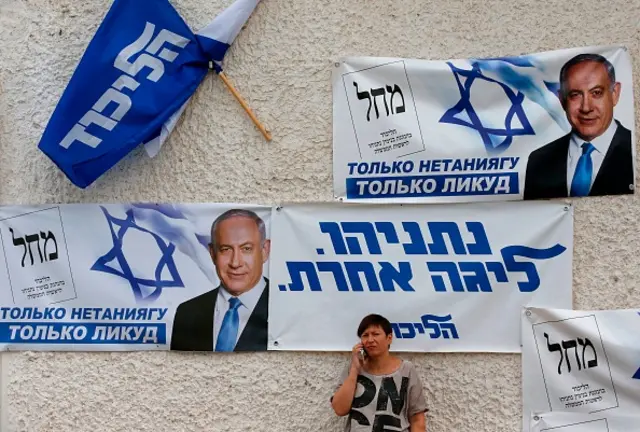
[524,53,634,199]
[170,209,271,352]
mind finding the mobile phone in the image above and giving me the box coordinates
[359,348,367,361]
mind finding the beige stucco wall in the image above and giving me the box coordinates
[0,0,639,430]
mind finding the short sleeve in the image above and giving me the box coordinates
[330,362,352,402]
[406,362,427,417]
[336,363,351,390]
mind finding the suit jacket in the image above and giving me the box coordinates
[523,120,633,200]
[170,278,269,351]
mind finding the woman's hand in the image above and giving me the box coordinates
[331,343,365,416]
[350,342,365,374]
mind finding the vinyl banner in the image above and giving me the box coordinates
[332,45,635,203]
[530,412,640,432]
[0,203,272,351]
[268,201,573,352]
[522,307,640,432]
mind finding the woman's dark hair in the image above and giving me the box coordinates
[357,314,393,337]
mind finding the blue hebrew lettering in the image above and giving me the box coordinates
[501,244,566,292]
[427,222,466,255]
[465,222,492,254]
[319,222,348,254]
[398,323,416,339]
[392,315,458,340]
[401,222,428,255]
[316,261,350,291]
[458,262,492,292]
[375,222,400,244]
[378,262,414,292]
[427,262,463,292]
[278,262,322,291]
[421,314,459,339]
[341,222,382,255]
[439,321,459,339]
[344,262,380,291]
[485,261,508,282]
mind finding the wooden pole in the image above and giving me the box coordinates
[218,72,272,141]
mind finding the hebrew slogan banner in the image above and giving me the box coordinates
[332,45,635,203]
[0,202,574,353]
[530,412,640,432]
[268,201,573,353]
[522,307,640,432]
[0,203,272,351]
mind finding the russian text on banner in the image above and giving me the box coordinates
[0,203,271,352]
[332,45,635,203]
[268,201,573,352]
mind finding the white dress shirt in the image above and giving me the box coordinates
[213,277,266,349]
[566,120,618,195]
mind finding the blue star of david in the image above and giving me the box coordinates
[91,206,184,302]
[439,61,535,153]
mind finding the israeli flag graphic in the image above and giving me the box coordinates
[38,0,261,188]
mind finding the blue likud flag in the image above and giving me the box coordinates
[38,0,261,188]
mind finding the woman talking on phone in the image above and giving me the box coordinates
[331,314,427,431]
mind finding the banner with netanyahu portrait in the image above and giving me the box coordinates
[0,203,272,352]
[332,45,635,203]
[268,201,573,353]
[522,307,640,432]
[0,202,574,353]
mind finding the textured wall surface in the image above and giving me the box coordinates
[0,0,639,431]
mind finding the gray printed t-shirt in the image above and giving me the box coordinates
[335,360,427,432]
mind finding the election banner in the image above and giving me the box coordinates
[530,412,640,432]
[333,45,635,203]
[38,0,262,188]
[268,201,573,352]
[522,307,640,432]
[0,203,271,351]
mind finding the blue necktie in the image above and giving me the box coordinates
[215,297,242,352]
[570,142,596,197]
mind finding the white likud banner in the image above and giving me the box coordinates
[268,201,573,352]
[332,45,635,203]
[522,307,640,432]
[530,412,640,432]
[0,203,272,351]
